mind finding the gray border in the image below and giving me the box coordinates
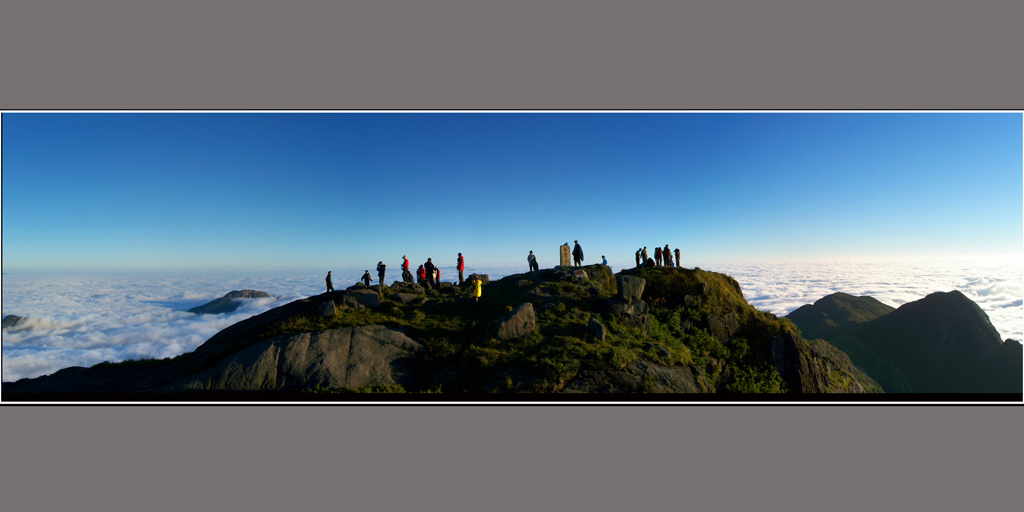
[2,2,1022,511]
[2,1,1022,109]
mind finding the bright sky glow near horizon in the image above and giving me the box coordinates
[1,112,1022,271]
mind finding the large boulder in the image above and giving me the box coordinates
[319,300,337,318]
[495,303,536,340]
[343,289,381,309]
[391,282,425,295]
[616,275,646,302]
[467,274,489,285]
[161,326,425,391]
[391,293,421,304]
[572,269,589,282]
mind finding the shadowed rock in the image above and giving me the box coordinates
[319,301,337,318]
[343,290,381,309]
[496,303,536,340]
[616,275,646,302]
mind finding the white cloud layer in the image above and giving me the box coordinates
[3,260,1021,382]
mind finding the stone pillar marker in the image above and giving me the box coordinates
[559,243,571,267]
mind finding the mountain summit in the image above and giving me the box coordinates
[786,293,895,341]
[6,266,883,399]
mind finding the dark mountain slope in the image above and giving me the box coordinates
[794,291,1022,393]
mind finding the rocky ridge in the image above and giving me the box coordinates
[6,265,884,398]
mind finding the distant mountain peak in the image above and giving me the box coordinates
[787,292,894,341]
[188,290,272,315]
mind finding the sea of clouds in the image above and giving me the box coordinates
[2,260,1021,382]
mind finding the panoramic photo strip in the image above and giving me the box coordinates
[2,112,1021,402]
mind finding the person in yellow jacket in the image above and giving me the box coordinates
[470,275,483,307]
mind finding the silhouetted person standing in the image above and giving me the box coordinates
[654,247,662,266]
[674,248,681,268]
[528,251,539,272]
[663,245,672,267]
[572,240,584,267]
[424,258,436,286]
[326,271,334,293]
[635,248,642,268]
[641,246,648,263]
[361,270,372,287]
[457,253,465,284]
[377,261,386,287]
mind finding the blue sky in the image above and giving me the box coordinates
[2,112,1021,271]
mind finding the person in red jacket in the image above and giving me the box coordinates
[417,264,427,284]
[402,255,412,282]
[457,253,465,284]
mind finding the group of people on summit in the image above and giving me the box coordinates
[325,253,480,301]
[635,244,681,268]
[348,254,465,289]
[323,240,681,298]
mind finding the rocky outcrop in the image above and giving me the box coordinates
[562,360,711,393]
[319,301,337,318]
[390,282,425,295]
[609,297,650,330]
[496,303,536,340]
[771,333,812,393]
[342,289,381,309]
[771,333,882,393]
[3,266,890,399]
[188,290,272,315]
[616,275,646,302]
[161,326,425,392]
